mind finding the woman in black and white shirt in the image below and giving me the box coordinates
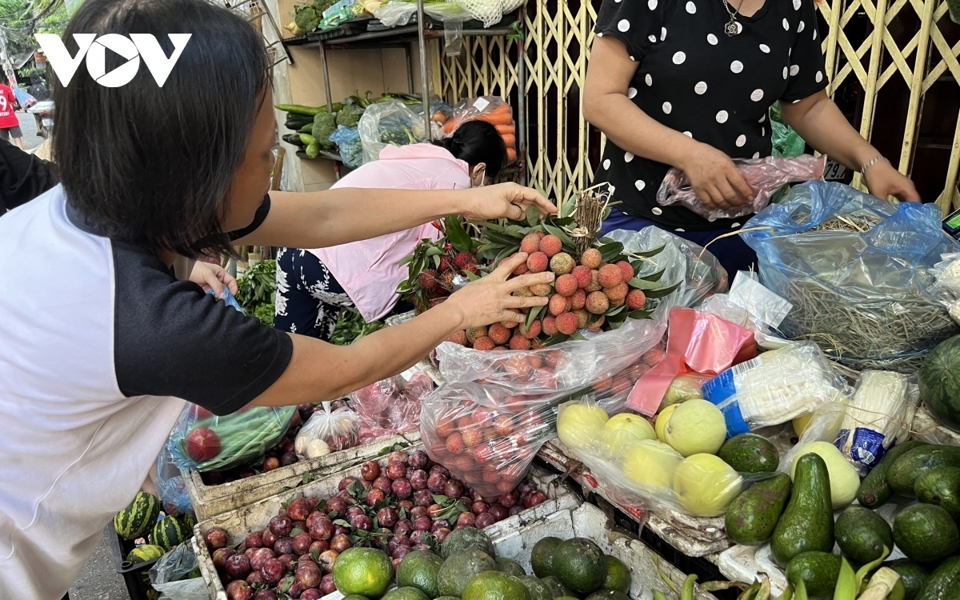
[584,0,919,276]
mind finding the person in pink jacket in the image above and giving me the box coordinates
[275,120,507,338]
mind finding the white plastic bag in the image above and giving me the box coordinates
[294,402,359,459]
[358,100,426,164]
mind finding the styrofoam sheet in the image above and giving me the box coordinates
[185,431,420,520]
[195,446,577,600]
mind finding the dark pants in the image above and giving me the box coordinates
[274,248,353,341]
[601,208,757,278]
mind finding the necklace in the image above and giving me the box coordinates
[721,0,745,36]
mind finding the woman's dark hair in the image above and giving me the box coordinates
[53,0,270,258]
[435,120,506,179]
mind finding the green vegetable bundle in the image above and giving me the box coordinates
[171,405,297,472]
[236,259,277,325]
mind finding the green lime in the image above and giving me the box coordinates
[462,571,532,600]
[437,549,498,597]
[497,557,527,577]
[553,538,608,595]
[602,555,631,593]
[531,536,563,578]
[382,587,430,600]
[396,551,444,599]
[333,547,394,598]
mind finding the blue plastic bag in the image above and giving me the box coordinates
[329,125,363,168]
[742,182,960,371]
[205,287,242,312]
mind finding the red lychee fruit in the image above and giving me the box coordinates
[586,270,602,292]
[441,271,456,288]
[494,415,514,436]
[418,269,439,290]
[550,253,576,276]
[448,330,468,345]
[627,289,647,310]
[617,260,635,282]
[472,336,496,351]
[513,260,529,276]
[643,347,666,366]
[603,282,629,304]
[509,335,531,351]
[488,323,512,345]
[570,289,587,311]
[445,433,465,454]
[580,248,602,269]
[462,264,480,276]
[556,312,579,335]
[530,283,553,297]
[519,320,542,340]
[494,346,508,350]
[539,235,563,258]
[586,291,610,315]
[554,274,578,297]
[455,252,477,269]
[572,265,593,289]
[587,315,605,332]
[548,294,570,317]
[573,309,591,329]
[520,233,541,254]
[535,231,546,240]
[466,326,488,344]
[439,256,452,273]
[526,252,549,273]
[598,264,624,288]
[461,426,484,448]
[542,316,559,336]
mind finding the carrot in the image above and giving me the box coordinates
[490,104,512,116]
[443,119,459,134]
[476,114,514,126]
[496,124,515,135]
[506,147,518,164]
[501,134,516,148]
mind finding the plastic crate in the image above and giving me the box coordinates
[184,431,420,520]
[195,443,578,600]
[107,522,160,600]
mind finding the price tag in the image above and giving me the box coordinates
[823,160,848,181]
[472,97,491,113]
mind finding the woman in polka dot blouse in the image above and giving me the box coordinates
[583,0,919,275]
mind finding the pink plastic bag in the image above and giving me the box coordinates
[352,372,435,443]
[626,308,757,416]
[656,155,828,222]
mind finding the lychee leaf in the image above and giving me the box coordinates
[560,200,576,219]
[433,255,441,269]
[642,268,666,282]
[605,304,627,317]
[643,281,682,298]
[628,277,662,290]
[465,270,480,281]
[399,255,414,267]
[543,223,576,248]
[526,206,541,227]
[542,334,569,346]
[484,230,523,246]
[632,244,666,258]
[552,216,577,227]
[505,224,529,237]
[445,218,474,253]
[598,242,625,263]
[570,331,587,341]
[470,219,507,233]
[494,244,521,266]
[525,305,544,329]
[425,246,445,257]
[628,309,654,319]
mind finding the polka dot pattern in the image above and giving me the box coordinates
[716,110,729,123]
[648,0,658,9]
[783,18,790,30]
[628,87,638,99]
[673,51,686,65]
[694,81,708,95]
[625,152,635,162]
[686,1,696,13]
[707,33,719,45]
[731,60,744,73]
[651,206,662,215]
[735,134,747,147]
[618,19,630,32]
[662,102,673,114]
[637,181,648,192]
[760,44,771,53]
[750,89,764,102]
[645,74,653,86]
[603,159,611,170]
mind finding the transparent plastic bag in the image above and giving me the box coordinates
[375,0,471,28]
[352,371,434,443]
[358,100,426,163]
[698,271,793,350]
[778,400,848,475]
[149,542,205,600]
[329,125,363,168]
[156,445,193,517]
[743,181,960,372]
[294,402,359,459]
[656,155,827,222]
[703,341,846,437]
[168,404,297,473]
[421,342,667,496]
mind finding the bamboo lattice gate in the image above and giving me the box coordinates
[433,0,960,211]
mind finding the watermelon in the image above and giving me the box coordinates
[920,336,960,431]
[114,491,160,541]
[152,515,190,551]
[126,544,165,564]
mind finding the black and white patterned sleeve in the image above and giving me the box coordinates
[594,0,665,62]
[780,0,829,103]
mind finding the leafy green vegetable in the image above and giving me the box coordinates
[293,5,319,32]
[311,112,337,150]
[336,103,365,128]
[330,308,384,346]
[254,303,275,326]
[236,259,277,326]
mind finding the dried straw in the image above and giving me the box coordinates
[559,182,619,255]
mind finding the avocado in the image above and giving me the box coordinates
[725,474,792,546]
[887,445,960,498]
[886,559,931,600]
[893,504,960,563]
[915,467,960,519]
[835,506,894,565]
[858,440,927,508]
[771,453,835,566]
[916,556,960,600]
[718,434,780,473]
[785,551,843,599]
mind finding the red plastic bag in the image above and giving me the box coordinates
[626,308,757,416]
[351,371,435,443]
[421,330,667,496]
[656,155,827,222]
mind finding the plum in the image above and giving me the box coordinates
[330,534,352,553]
[360,461,381,481]
[498,491,520,509]
[280,451,298,467]
[377,506,399,528]
[287,581,303,599]
[386,461,407,480]
[350,514,372,531]
[205,526,229,550]
[274,536,294,556]
[296,560,323,588]
[287,497,313,522]
[392,478,413,499]
[261,558,285,585]
[292,520,307,532]
[409,470,428,491]
[318,550,339,573]
[517,479,536,495]
[373,476,393,494]
[387,450,408,465]
[427,504,444,519]
[325,496,348,517]
[509,505,524,517]
[212,547,236,570]
[225,553,252,580]
[244,531,264,549]
[300,590,322,600]
[394,519,413,536]
[429,465,450,479]
[413,543,434,553]
[523,491,547,508]
[321,573,337,594]
[366,489,386,507]
[269,515,293,538]
[471,501,489,515]
[292,532,312,555]
[387,534,410,554]
[186,427,221,462]
[408,449,430,469]
[413,490,433,507]
[308,540,329,555]
[456,512,477,529]
[263,457,280,472]
[398,499,415,511]
[309,516,333,541]
[333,524,350,537]
[226,579,252,600]
[250,547,275,572]
[305,511,324,530]
[410,506,428,520]
[431,519,451,532]
[246,571,264,585]
[444,480,464,500]
[413,516,432,531]
[427,473,448,495]
[392,545,413,560]
[435,528,451,543]
[346,506,365,520]
[338,476,358,492]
